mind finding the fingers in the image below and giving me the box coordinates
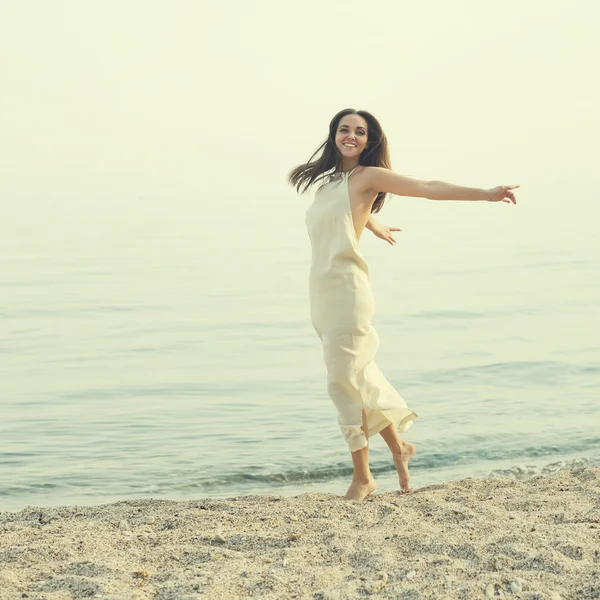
[502,186,518,204]
[380,226,401,245]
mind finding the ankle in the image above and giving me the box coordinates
[390,442,404,455]
[352,475,373,485]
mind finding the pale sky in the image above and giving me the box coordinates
[1,0,599,209]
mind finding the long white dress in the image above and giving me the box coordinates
[305,168,418,452]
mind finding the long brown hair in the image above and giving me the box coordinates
[288,108,391,213]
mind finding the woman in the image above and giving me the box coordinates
[289,108,518,501]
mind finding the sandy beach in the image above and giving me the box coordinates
[1,466,598,600]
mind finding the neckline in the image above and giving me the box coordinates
[329,165,358,182]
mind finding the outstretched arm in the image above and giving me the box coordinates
[426,180,518,203]
[366,167,518,204]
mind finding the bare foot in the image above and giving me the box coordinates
[392,441,416,493]
[344,477,377,501]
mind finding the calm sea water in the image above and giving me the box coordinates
[1,183,599,512]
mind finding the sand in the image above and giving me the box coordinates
[1,466,599,600]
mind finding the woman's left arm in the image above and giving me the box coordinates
[367,167,518,204]
[426,181,518,203]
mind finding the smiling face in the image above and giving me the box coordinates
[334,114,368,161]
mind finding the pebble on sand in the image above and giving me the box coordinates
[364,572,388,595]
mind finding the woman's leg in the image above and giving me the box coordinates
[344,410,377,501]
[379,423,416,493]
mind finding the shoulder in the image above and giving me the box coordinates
[352,166,383,193]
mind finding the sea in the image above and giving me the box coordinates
[1,181,598,512]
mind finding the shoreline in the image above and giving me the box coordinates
[1,467,599,599]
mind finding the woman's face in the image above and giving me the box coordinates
[335,114,368,159]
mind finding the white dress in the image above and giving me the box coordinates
[305,168,418,452]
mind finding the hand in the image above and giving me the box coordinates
[487,185,519,204]
[372,224,401,245]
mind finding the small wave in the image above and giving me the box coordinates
[490,457,591,480]
[2,441,598,508]
[422,360,600,386]
[193,437,600,491]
